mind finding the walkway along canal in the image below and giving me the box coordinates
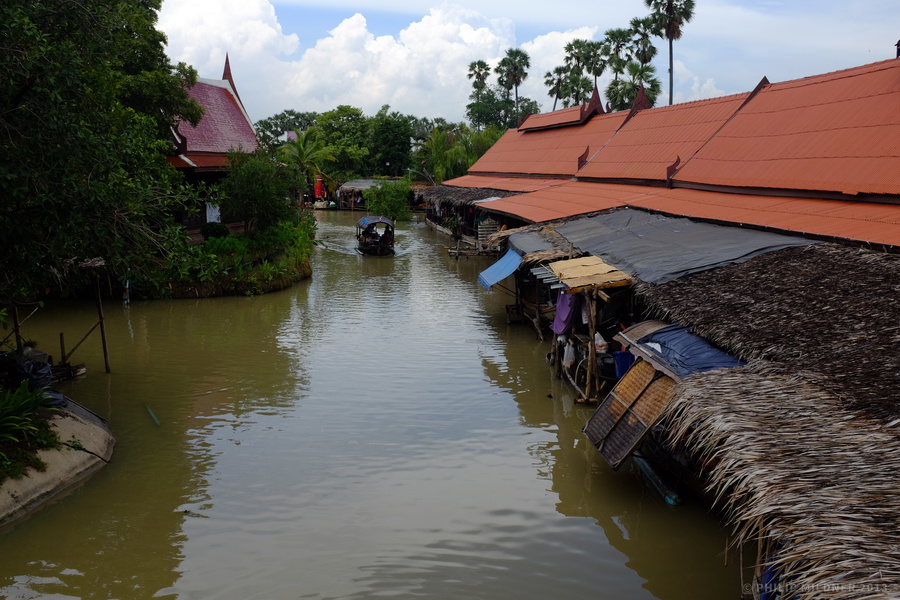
[0,211,746,599]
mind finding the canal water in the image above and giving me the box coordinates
[0,211,745,600]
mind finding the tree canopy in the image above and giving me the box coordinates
[0,0,203,300]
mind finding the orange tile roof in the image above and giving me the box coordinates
[578,92,751,182]
[673,59,900,196]
[478,181,900,247]
[518,105,583,130]
[441,175,568,193]
[468,111,628,177]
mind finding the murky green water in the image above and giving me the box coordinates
[0,211,745,599]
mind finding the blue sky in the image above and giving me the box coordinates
[158,0,900,124]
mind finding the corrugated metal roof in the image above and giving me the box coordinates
[468,111,629,177]
[440,175,568,193]
[673,59,900,196]
[518,106,583,130]
[578,92,751,181]
[477,181,900,247]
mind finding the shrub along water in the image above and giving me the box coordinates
[0,381,61,483]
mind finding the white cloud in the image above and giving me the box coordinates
[159,0,900,123]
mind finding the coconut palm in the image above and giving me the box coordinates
[544,66,567,111]
[277,128,335,199]
[645,0,695,105]
[494,48,530,125]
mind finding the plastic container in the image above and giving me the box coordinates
[613,350,635,378]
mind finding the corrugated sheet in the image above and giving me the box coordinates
[674,59,900,196]
[440,175,567,193]
[578,92,751,181]
[518,106,583,131]
[469,112,628,177]
[477,181,900,247]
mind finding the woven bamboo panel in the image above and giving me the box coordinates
[583,358,676,469]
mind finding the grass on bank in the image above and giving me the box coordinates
[0,381,61,484]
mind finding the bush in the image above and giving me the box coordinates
[0,381,60,481]
[363,179,412,221]
[201,221,231,240]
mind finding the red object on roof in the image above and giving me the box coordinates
[674,59,900,196]
[469,111,628,177]
[518,87,605,132]
[577,92,751,182]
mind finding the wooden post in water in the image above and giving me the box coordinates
[94,274,111,373]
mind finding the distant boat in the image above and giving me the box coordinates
[356,216,395,256]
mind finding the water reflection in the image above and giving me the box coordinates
[0,211,742,600]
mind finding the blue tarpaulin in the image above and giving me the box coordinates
[638,325,745,379]
[478,248,522,291]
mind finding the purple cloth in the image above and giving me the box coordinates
[550,290,580,335]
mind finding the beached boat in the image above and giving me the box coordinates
[356,215,395,256]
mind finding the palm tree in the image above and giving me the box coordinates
[605,61,661,112]
[583,40,608,90]
[562,70,593,108]
[277,128,335,199]
[544,66,567,111]
[494,48,530,125]
[603,28,633,84]
[630,16,658,67]
[467,60,490,104]
[645,0,695,105]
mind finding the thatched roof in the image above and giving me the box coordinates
[667,363,900,600]
[633,243,900,599]
[636,243,900,420]
[420,184,519,207]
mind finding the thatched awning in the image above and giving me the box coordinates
[633,243,900,599]
[420,184,519,207]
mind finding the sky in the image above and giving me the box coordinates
[157,0,900,125]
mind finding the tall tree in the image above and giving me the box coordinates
[467,60,491,105]
[630,16,659,67]
[0,0,203,298]
[544,66,567,111]
[494,48,530,126]
[645,0,696,105]
[603,28,634,84]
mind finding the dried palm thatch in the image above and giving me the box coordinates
[635,243,900,421]
[419,184,520,207]
[667,363,900,600]
[633,243,900,598]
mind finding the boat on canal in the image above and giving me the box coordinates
[356,215,395,256]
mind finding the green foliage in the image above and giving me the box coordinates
[363,180,413,222]
[0,0,203,301]
[255,109,319,152]
[220,150,293,232]
[0,381,61,482]
[606,62,661,111]
[277,128,335,199]
[419,123,503,184]
[313,106,371,181]
[201,222,231,240]
[368,106,414,177]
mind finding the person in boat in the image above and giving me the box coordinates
[380,228,393,246]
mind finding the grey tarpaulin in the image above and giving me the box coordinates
[507,231,556,255]
[554,208,816,284]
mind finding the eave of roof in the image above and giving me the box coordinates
[477,180,900,247]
